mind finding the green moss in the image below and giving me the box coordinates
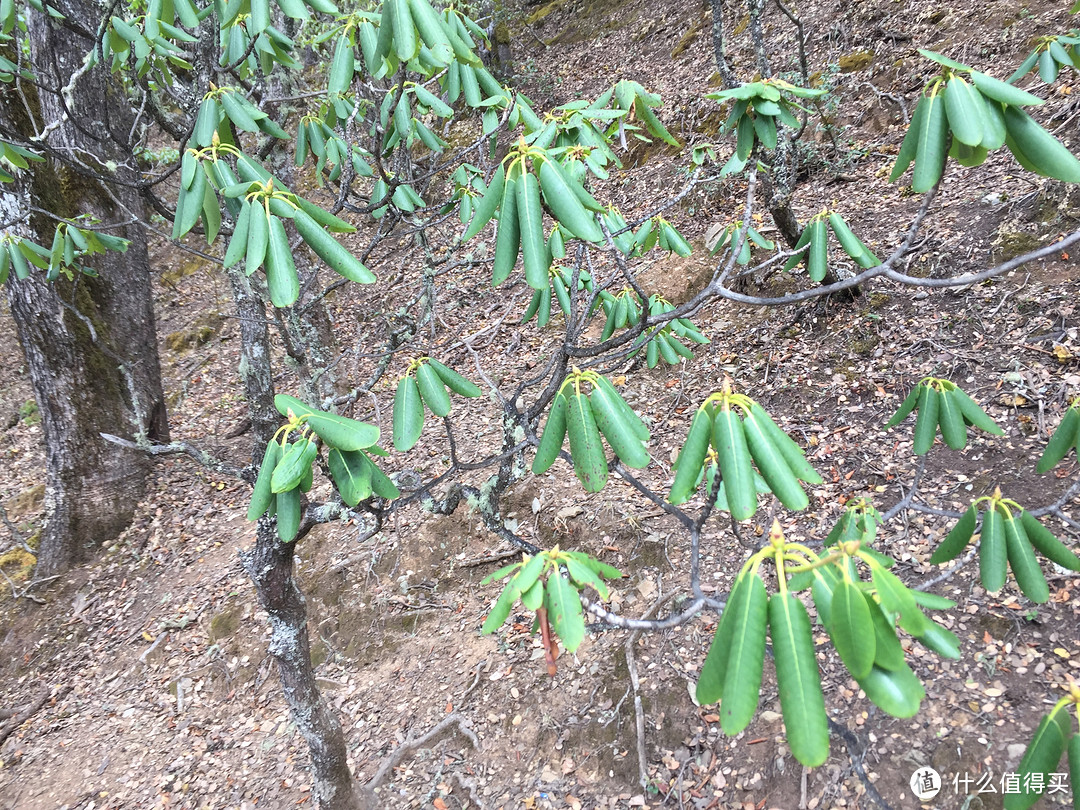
[995,230,1042,261]
[18,399,39,425]
[527,0,570,25]
[164,310,223,354]
[209,606,243,640]
[309,636,329,668]
[160,256,208,287]
[838,50,875,73]
[0,547,36,588]
[671,16,704,59]
[5,484,44,518]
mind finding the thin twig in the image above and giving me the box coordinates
[366,713,479,789]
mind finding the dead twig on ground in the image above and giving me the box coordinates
[367,712,480,790]
[0,685,69,749]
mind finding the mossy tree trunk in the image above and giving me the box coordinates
[1,4,168,576]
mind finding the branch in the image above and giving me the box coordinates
[100,434,247,480]
[366,713,479,790]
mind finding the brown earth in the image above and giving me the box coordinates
[2,0,1080,808]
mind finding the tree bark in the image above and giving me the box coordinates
[1,5,168,576]
[241,522,365,810]
[227,256,362,809]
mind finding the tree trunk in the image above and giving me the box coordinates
[1,6,168,576]
[227,261,363,809]
[241,522,365,810]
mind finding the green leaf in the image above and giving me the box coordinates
[565,557,609,600]
[193,97,220,147]
[909,591,956,610]
[1037,406,1080,473]
[224,201,252,269]
[697,569,752,705]
[390,0,418,62]
[854,662,924,718]
[970,69,1045,107]
[276,486,302,543]
[515,578,541,611]
[533,391,569,475]
[361,450,400,499]
[912,88,948,192]
[481,553,546,635]
[416,361,452,418]
[566,390,608,492]
[248,440,282,520]
[748,404,822,484]
[426,358,481,397]
[938,386,968,449]
[720,572,768,735]
[712,406,757,520]
[564,550,622,581]
[270,437,316,493]
[461,162,505,242]
[979,98,1008,150]
[328,33,355,95]
[1004,511,1049,603]
[593,375,650,441]
[828,577,875,679]
[871,560,929,636]
[670,407,713,504]
[949,386,1004,436]
[912,384,939,455]
[589,383,650,469]
[633,96,680,146]
[220,89,260,133]
[741,405,809,511]
[538,158,603,242]
[931,505,977,564]
[293,208,375,284]
[915,620,961,659]
[517,169,550,290]
[1019,511,1080,571]
[828,213,879,268]
[1003,105,1080,182]
[865,593,906,671]
[943,76,986,147]
[265,215,299,307]
[769,592,829,767]
[980,506,1008,593]
[545,571,585,652]
[491,173,520,287]
[890,93,926,183]
[885,384,922,428]
[1004,707,1073,810]
[806,217,828,283]
[274,394,380,451]
[327,447,373,506]
[393,375,425,451]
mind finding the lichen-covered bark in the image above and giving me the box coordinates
[1,4,168,576]
[226,266,280,455]
[241,523,364,810]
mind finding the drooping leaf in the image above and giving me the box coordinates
[545,571,585,652]
[393,374,425,451]
[720,572,768,735]
[769,592,829,767]
[828,577,876,679]
[275,394,380,450]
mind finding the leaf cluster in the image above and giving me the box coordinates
[247,394,397,541]
[669,390,823,518]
